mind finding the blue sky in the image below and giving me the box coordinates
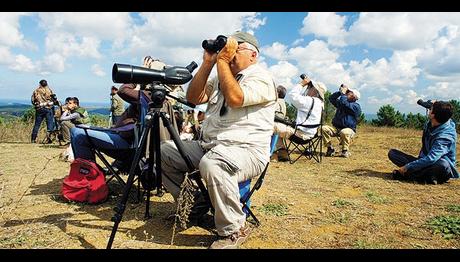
[1,12,460,114]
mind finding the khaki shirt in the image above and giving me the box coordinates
[201,64,277,163]
[110,93,125,116]
[31,86,54,109]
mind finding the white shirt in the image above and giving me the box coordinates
[288,84,324,136]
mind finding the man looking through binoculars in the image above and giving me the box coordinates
[160,31,277,249]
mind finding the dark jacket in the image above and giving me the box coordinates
[406,119,459,178]
[114,84,178,141]
[329,91,362,132]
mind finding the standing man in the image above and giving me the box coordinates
[110,86,125,126]
[321,84,361,158]
[31,79,55,143]
[160,31,276,249]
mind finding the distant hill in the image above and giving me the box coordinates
[0,103,111,119]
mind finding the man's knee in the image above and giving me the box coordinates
[199,156,217,182]
[339,128,354,138]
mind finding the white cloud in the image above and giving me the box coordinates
[425,82,460,100]
[267,61,299,88]
[418,24,460,80]
[300,12,347,47]
[261,42,288,60]
[38,12,133,41]
[368,94,403,106]
[348,12,460,51]
[91,64,106,77]
[121,12,267,65]
[0,12,31,48]
[8,54,37,73]
[348,49,421,91]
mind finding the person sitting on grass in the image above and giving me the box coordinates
[388,101,459,184]
[60,97,90,145]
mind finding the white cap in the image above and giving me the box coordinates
[347,87,361,100]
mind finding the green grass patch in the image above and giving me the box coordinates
[364,191,389,204]
[332,199,353,208]
[446,204,460,213]
[259,203,288,216]
[426,215,460,239]
[354,239,387,249]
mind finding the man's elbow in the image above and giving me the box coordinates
[227,98,244,108]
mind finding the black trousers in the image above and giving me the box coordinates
[388,149,452,183]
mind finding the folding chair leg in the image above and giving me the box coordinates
[243,203,260,226]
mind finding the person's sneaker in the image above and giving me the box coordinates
[340,150,350,158]
[209,224,252,249]
[277,149,289,162]
[325,147,335,157]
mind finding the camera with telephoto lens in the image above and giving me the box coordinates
[202,35,227,53]
[417,99,433,109]
[50,94,60,106]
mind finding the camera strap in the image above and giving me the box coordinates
[219,73,243,117]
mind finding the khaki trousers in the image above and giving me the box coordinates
[273,122,314,150]
[320,125,355,151]
[61,120,75,143]
[161,140,265,237]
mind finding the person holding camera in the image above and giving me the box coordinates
[388,101,459,184]
[60,97,90,144]
[30,79,56,144]
[321,84,361,158]
[160,31,277,249]
[272,76,326,162]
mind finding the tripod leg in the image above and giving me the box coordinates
[106,123,151,249]
[159,112,212,209]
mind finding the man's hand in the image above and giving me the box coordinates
[300,77,311,87]
[217,37,238,64]
[142,56,154,68]
[398,165,407,175]
[203,50,218,65]
[340,85,348,94]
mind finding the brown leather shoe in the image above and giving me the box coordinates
[277,149,289,162]
[209,224,252,249]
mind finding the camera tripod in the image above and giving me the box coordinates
[106,84,210,249]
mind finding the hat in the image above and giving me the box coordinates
[230,31,260,52]
[347,87,361,100]
[311,81,327,101]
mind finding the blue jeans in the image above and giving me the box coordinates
[388,149,452,183]
[31,107,54,140]
[70,126,133,163]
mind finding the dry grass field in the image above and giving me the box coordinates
[1,125,460,249]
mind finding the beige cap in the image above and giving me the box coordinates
[311,81,327,101]
[230,31,260,52]
[347,87,361,100]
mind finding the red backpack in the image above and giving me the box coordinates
[61,158,108,204]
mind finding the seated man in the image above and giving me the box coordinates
[160,31,276,249]
[273,77,326,162]
[275,85,287,119]
[70,57,178,170]
[388,101,459,184]
[60,97,90,144]
[321,84,361,158]
[180,109,206,141]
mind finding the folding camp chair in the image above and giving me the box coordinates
[239,162,269,226]
[283,110,324,164]
[74,91,151,198]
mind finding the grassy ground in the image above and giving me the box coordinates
[1,125,460,249]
